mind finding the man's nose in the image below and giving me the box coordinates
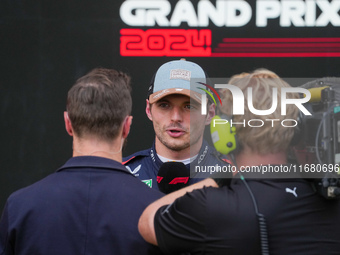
[170,107,183,122]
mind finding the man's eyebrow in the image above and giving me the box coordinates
[187,100,201,106]
[157,99,170,104]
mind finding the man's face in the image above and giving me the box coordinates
[146,94,214,154]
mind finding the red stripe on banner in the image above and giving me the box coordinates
[217,43,340,48]
[222,38,340,43]
[213,38,340,57]
[214,47,340,53]
[210,52,340,57]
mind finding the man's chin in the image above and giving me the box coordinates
[157,135,192,151]
[163,141,190,152]
[166,145,189,152]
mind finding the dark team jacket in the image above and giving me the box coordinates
[123,140,233,191]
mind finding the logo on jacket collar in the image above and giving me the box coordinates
[197,145,208,165]
[150,149,156,163]
[126,164,142,176]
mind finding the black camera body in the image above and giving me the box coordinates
[294,79,340,199]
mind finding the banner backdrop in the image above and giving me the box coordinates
[1,0,340,211]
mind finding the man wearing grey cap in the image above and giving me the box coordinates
[123,59,232,192]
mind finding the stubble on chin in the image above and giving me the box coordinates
[156,134,190,152]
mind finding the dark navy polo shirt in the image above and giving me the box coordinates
[0,156,163,255]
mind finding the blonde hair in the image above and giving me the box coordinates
[219,72,249,116]
[220,69,299,154]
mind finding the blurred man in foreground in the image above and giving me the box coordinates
[0,68,162,255]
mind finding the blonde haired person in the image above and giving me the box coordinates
[219,68,299,155]
[138,68,340,255]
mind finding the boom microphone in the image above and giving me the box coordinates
[157,162,190,194]
[306,86,329,103]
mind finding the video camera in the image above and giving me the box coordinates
[294,78,340,199]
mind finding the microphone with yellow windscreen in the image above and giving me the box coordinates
[306,86,329,103]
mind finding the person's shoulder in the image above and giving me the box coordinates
[6,173,58,207]
[206,143,233,165]
[170,186,217,215]
[122,148,151,165]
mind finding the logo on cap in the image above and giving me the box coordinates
[170,69,191,81]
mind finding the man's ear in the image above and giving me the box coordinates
[205,103,216,125]
[122,116,133,139]
[64,111,73,136]
[145,99,153,121]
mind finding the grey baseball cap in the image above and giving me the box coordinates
[147,59,207,104]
